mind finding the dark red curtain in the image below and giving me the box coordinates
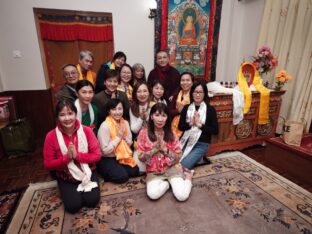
[39,23,113,41]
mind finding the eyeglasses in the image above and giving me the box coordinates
[193,91,204,95]
[64,71,78,78]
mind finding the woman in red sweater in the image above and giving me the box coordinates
[43,100,101,213]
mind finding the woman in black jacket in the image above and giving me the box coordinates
[178,79,218,169]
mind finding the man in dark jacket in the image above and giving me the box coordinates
[56,64,79,102]
[147,51,180,101]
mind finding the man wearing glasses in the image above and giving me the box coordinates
[56,64,79,102]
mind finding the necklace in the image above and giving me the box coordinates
[155,129,164,138]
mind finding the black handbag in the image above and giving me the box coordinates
[0,118,36,156]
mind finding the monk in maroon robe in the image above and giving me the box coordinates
[147,51,180,101]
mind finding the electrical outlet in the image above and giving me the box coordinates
[13,50,22,58]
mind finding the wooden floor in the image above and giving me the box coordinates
[0,143,311,194]
[0,141,52,194]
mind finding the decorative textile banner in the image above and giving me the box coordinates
[156,0,222,81]
[39,14,113,42]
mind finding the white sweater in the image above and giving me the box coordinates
[129,103,150,134]
[97,120,132,157]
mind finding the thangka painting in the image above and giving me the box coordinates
[155,0,222,81]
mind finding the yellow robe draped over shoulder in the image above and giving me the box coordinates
[105,116,137,167]
[171,90,190,137]
[77,64,96,86]
[237,62,270,125]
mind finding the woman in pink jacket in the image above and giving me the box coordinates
[136,103,193,201]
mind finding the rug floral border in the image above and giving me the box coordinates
[0,187,26,234]
[6,152,312,233]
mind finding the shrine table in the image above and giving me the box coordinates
[208,90,285,155]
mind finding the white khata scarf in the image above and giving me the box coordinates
[180,102,207,161]
[56,124,98,192]
[74,99,95,125]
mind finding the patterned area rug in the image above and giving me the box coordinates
[0,188,24,234]
[6,152,312,234]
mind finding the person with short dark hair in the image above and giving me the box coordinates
[95,51,127,93]
[56,64,79,102]
[92,69,129,124]
[149,79,167,107]
[147,51,180,101]
[97,99,139,184]
[169,72,194,137]
[75,80,98,134]
[117,64,133,103]
[178,79,219,169]
[43,100,101,213]
[77,50,97,86]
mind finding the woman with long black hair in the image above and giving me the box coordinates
[136,103,193,201]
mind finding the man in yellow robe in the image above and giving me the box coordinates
[77,50,96,87]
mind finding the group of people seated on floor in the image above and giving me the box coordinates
[43,49,219,213]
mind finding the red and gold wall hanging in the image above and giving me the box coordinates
[155,0,222,81]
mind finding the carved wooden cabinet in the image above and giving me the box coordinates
[208,90,285,155]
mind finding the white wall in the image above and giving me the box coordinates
[0,0,155,91]
[0,0,264,91]
[216,0,265,82]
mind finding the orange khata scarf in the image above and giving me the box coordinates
[77,64,96,86]
[109,62,115,70]
[171,90,191,137]
[237,62,270,125]
[117,84,133,101]
[105,116,137,167]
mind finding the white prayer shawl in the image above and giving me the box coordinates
[56,124,98,192]
[153,98,167,105]
[207,82,244,125]
[180,102,207,161]
[74,99,95,125]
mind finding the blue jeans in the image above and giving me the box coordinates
[181,141,209,169]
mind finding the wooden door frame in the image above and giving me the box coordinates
[33,8,114,89]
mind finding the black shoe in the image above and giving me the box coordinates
[203,157,212,165]
[196,157,211,166]
[138,171,146,177]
